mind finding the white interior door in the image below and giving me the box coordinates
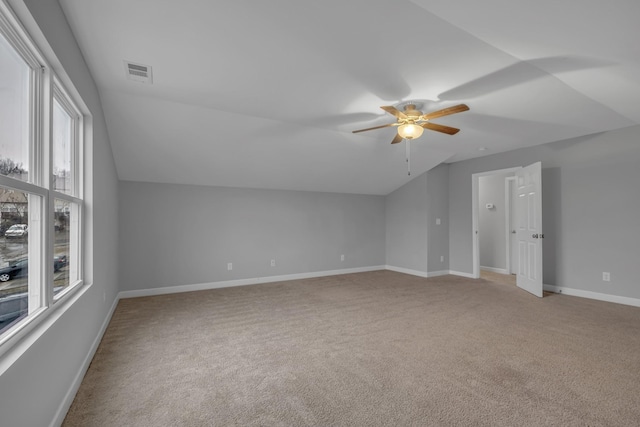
[515,162,543,297]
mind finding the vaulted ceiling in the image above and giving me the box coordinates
[59,0,640,195]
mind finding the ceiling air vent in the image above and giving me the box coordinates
[124,61,153,84]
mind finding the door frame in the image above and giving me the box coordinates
[472,167,522,279]
[505,176,517,275]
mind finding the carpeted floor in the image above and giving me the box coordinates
[63,271,640,426]
[479,269,516,286]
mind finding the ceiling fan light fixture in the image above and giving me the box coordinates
[397,123,424,140]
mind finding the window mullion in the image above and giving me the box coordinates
[50,191,82,206]
[29,193,46,311]
[40,64,54,307]
[0,175,45,196]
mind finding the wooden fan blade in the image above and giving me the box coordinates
[380,105,407,120]
[352,123,397,134]
[422,104,469,120]
[391,133,403,144]
[421,122,460,135]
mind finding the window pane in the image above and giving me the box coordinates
[0,33,30,182]
[53,98,73,195]
[53,198,78,296]
[0,187,30,335]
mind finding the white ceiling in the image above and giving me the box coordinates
[58,0,639,195]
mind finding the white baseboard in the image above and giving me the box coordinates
[51,292,121,427]
[388,268,640,307]
[385,265,464,278]
[427,270,450,277]
[480,266,509,275]
[119,266,387,299]
[543,285,640,308]
[122,266,471,300]
[385,265,430,278]
[449,270,476,279]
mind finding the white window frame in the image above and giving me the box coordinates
[51,80,84,301]
[0,1,85,351]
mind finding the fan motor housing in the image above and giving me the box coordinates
[403,104,423,118]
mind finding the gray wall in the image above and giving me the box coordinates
[426,164,449,272]
[449,125,640,299]
[0,1,119,426]
[385,172,429,272]
[478,172,512,270]
[385,166,451,274]
[119,182,386,291]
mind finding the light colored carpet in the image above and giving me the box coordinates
[479,269,516,286]
[63,271,640,426]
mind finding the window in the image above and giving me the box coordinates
[0,6,84,342]
[53,93,76,195]
[0,28,29,182]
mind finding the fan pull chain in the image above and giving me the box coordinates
[406,138,411,176]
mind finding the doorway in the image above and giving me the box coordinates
[472,167,520,279]
[472,163,544,297]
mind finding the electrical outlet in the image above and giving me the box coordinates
[440,256,444,263]
[602,272,610,282]
[436,218,441,225]
[271,259,276,267]
[341,254,345,261]
[227,262,233,271]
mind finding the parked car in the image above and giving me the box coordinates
[54,255,68,271]
[0,258,28,282]
[4,224,28,238]
[0,256,69,282]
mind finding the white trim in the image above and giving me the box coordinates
[384,268,640,306]
[50,291,120,427]
[480,266,510,275]
[386,266,476,279]
[0,0,46,69]
[121,266,456,300]
[0,174,48,196]
[449,270,476,279]
[385,265,430,278]
[543,285,640,308]
[119,266,387,299]
[504,176,516,275]
[385,266,449,278]
[427,270,450,277]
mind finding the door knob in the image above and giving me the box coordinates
[532,234,538,238]
[511,230,516,234]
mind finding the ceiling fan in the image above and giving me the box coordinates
[352,103,469,144]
